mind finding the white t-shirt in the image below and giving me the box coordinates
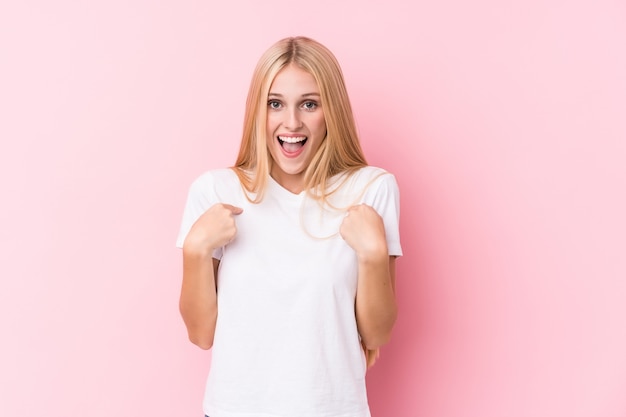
[176,166,402,417]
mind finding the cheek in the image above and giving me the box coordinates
[266,115,278,135]
[314,114,327,137]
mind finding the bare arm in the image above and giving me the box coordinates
[355,255,397,350]
[180,254,219,350]
[179,203,242,350]
[340,204,398,350]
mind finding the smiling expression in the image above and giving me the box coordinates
[266,63,327,194]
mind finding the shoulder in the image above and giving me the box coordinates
[326,166,399,208]
[346,166,399,195]
[351,165,386,178]
[187,168,242,200]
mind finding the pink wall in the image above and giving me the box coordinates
[1,1,625,416]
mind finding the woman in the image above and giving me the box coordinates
[176,36,402,417]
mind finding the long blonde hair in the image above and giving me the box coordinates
[233,36,367,203]
[233,36,381,368]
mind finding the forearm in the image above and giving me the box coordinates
[179,247,218,350]
[355,254,398,350]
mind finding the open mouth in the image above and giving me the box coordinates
[277,136,307,153]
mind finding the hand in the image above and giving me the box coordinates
[339,204,388,260]
[183,203,243,256]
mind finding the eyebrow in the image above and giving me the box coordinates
[268,92,321,98]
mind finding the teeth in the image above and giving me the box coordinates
[278,136,306,143]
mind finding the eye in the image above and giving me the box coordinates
[268,100,282,110]
[302,101,318,111]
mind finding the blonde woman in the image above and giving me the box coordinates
[176,36,402,417]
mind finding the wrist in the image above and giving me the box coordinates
[356,245,388,265]
[182,239,216,259]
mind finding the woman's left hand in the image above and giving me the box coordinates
[339,204,388,260]
[341,204,396,351]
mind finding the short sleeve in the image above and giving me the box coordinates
[361,173,403,257]
[175,172,223,259]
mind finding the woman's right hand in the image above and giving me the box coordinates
[180,203,241,349]
[183,203,243,255]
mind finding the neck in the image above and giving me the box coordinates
[270,171,304,194]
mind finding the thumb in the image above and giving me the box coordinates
[222,203,243,215]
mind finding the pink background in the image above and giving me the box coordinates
[1,1,625,416]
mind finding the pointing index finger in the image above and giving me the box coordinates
[222,203,243,214]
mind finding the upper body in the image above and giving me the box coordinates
[177,166,401,417]
[177,36,402,417]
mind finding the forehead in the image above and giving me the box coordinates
[269,64,319,94]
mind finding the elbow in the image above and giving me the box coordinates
[182,320,215,350]
[362,330,393,351]
[189,333,213,350]
[360,310,397,350]
[179,304,217,350]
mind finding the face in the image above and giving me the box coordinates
[266,63,327,193]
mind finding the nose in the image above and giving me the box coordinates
[283,108,303,130]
